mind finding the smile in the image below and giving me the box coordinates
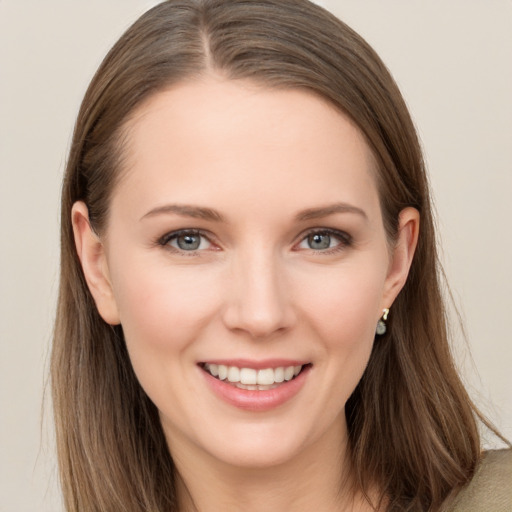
[199,360,312,411]
[202,363,305,390]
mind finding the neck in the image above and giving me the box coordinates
[170,417,371,512]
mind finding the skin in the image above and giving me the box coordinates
[73,76,419,512]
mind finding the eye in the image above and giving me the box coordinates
[297,229,351,252]
[305,232,334,250]
[160,230,213,252]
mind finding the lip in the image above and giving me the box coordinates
[199,362,311,412]
[199,358,309,369]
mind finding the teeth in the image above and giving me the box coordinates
[240,367,257,385]
[227,366,240,383]
[236,383,259,390]
[235,383,280,391]
[274,367,284,383]
[284,366,295,381]
[218,364,228,381]
[204,363,304,386]
[257,368,275,385]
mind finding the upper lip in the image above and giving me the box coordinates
[198,359,310,370]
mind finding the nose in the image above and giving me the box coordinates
[221,249,296,339]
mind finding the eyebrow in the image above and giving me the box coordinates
[295,203,368,221]
[140,204,225,222]
[140,201,367,223]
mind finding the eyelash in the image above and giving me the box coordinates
[297,228,353,255]
[157,228,352,255]
[157,229,214,254]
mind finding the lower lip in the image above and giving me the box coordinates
[201,366,311,412]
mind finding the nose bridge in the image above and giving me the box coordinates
[223,243,294,338]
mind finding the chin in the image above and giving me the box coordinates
[189,413,342,472]
[209,436,308,470]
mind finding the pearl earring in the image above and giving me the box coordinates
[376,308,389,335]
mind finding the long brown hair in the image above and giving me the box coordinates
[52,1,489,510]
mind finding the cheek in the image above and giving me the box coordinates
[292,258,387,402]
[297,262,386,341]
[109,256,221,353]
[108,257,225,408]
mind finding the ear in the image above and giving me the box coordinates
[381,207,420,308]
[71,201,121,325]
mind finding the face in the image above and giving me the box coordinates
[74,77,416,472]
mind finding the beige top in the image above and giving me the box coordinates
[449,449,512,511]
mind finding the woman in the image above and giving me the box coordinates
[51,1,511,510]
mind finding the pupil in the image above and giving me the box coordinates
[309,233,330,250]
[178,234,200,250]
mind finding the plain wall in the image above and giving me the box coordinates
[0,1,510,510]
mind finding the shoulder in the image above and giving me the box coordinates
[449,449,512,512]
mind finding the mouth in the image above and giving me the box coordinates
[199,362,311,391]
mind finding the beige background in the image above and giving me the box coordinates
[1,1,510,510]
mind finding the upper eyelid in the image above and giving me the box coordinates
[159,228,213,244]
[296,227,352,244]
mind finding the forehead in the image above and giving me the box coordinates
[113,77,380,221]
